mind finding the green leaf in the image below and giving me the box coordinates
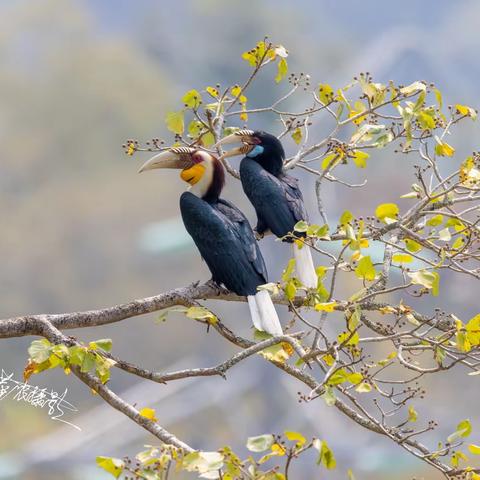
[321,386,336,406]
[95,355,116,384]
[399,81,426,96]
[405,238,423,253]
[186,306,217,324]
[246,434,275,452]
[293,220,308,232]
[339,210,353,227]
[427,214,444,227]
[165,111,184,135]
[375,203,399,223]
[183,451,224,475]
[408,270,440,296]
[80,351,96,373]
[282,258,296,282]
[313,439,336,469]
[182,89,202,109]
[418,110,436,130]
[284,280,297,301]
[96,456,125,479]
[447,419,472,443]
[275,58,288,83]
[355,256,376,281]
[355,382,372,393]
[28,339,52,363]
[89,339,112,352]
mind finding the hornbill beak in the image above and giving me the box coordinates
[138,147,195,173]
[215,129,256,159]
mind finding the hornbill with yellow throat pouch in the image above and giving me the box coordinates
[138,147,282,335]
[217,130,318,289]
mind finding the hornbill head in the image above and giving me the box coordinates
[216,130,285,176]
[138,147,225,201]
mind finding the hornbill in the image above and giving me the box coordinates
[217,130,317,289]
[138,147,283,335]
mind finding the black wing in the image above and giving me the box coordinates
[215,198,268,279]
[240,158,308,240]
[179,192,267,296]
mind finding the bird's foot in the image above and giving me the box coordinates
[254,229,264,241]
[204,278,227,295]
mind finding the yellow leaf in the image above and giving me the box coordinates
[322,354,335,366]
[230,85,247,104]
[378,306,397,315]
[271,443,286,456]
[206,86,219,98]
[455,104,477,120]
[182,89,202,109]
[165,111,184,135]
[405,238,422,253]
[318,83,334,105]
[355,255,376,281]
[375,203,399,223]
[469,444,480,455]
[275,58,288,83]
[284,431,306,446]
[313,439,336,469]
[314,302,337,312]
[399,81,426,96]
[427,214,444,227]
[408,270,440,296]
[418,110,436,130]
[139,407,158,422]
[355,382,372,393]
[408,405,418,422]
[126,142,135,156]
[351,150,369,168]
[392,253,413,264]
[435,137,455,157]
[96,457,125,479]
[291,127,302,145]
[348,101,367,125]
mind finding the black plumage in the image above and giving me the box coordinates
[179,191,267,296]
[240,157,307,241]
[138,147,283,333]
[234,131,307,241]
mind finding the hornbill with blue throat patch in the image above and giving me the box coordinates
[138,146,283,335]
[217,130,317,289]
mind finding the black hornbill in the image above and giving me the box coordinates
[138,146,282,335]
[217,130,317,289]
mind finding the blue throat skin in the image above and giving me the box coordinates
[246,145,264,158]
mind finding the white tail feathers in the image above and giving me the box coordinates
[247,290,283,335]
[293,242,317,289]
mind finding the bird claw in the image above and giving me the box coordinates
[254,230,264,241]
[205,278,226,295]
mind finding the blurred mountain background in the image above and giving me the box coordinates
[1,0,480,478]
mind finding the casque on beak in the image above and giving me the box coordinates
[138,148,195,173]
[215,129,256,159]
